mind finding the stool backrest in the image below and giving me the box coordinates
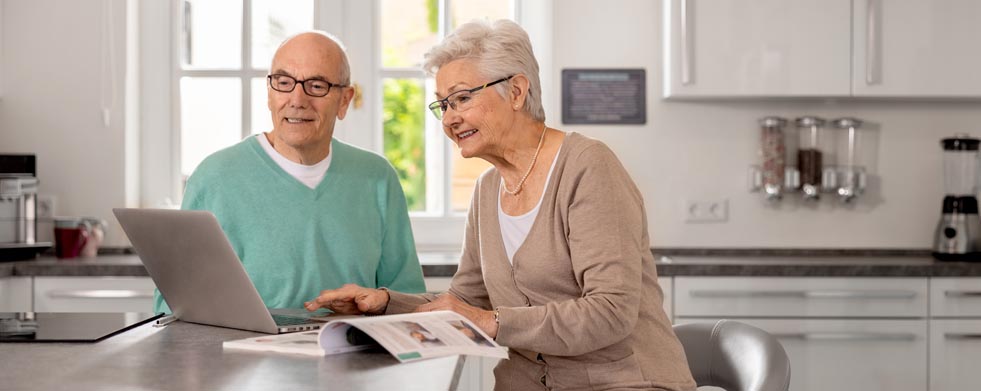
[673,320,791,391]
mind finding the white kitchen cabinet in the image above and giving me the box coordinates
[662,0,852,98]
[852,0,981,97]
[0,277,32,312]
[929,278,981,391]
[33,276,155,312]
[674,276,927,318]
[674,276,929,391]
[930,277,981,317]
[930,319,981,391]
[664,0,981,98]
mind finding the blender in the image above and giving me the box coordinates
[933,134,981,261]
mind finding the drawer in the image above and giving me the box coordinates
[0,277,32,312]
[675,277,927,318]
[34,277,156,312]
[930,319,981,391]
[930,278,981,317]
[676,317,927,391]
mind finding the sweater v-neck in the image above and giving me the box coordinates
[247,136,340,197]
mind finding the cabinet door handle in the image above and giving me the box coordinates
[945,290,981,298]
[690,290,917,299]
[775,332,917,341]
[865,0,881,85]
[945,333,981,340]
[48,290,155,299]
[680,0,694,85]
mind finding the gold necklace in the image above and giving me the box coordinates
[503,124,548,196]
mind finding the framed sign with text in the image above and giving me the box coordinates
[561,69,646,125]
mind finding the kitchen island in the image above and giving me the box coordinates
[0,320,464,391]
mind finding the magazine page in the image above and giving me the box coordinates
[222,329,373,356]
[323,310,508,363]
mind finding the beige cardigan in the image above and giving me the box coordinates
[387,133,696,391]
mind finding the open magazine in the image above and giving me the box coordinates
[223,310,508,363]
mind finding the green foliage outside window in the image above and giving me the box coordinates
[383,79,427,211]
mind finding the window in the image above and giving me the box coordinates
[379,0,512,215]
[177,0,314,182]
[147,0,550,248]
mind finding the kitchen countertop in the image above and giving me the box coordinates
[3,251,981,278]
[0,320,464,391]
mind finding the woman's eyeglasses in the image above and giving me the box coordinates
[428,75,514,120]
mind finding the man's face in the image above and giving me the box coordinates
[267,34,353,150]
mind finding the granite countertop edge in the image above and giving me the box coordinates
[2,248,981,278]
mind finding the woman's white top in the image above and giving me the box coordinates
[498,143,563,264]
[257,133,331,189]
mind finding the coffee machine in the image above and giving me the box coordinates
[0,155,51,261]
[933,135,981,261]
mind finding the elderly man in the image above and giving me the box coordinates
[154,31,426,313]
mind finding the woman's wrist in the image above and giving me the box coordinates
[488,308,501,339]
[374,288,392,315]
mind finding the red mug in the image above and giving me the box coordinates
[54,218,90,259]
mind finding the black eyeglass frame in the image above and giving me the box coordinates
[428,75,515,119]
[267,74,347,97]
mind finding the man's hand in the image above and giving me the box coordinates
[414,294,498,339]
[304,284,390,315]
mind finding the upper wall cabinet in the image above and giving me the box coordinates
[853,0,981,97]
[663,0,852,98]
[664,0,981,98]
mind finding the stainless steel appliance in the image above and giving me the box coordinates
[933,135,981,261]
[0,155,51,261]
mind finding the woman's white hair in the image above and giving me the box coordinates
[423,19,545,122]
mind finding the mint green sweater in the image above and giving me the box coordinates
[154,137,425,313]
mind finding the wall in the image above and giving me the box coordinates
[0,0,131,246]
[551,0,981,248]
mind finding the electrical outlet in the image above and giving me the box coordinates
[684,199,728,223]
[37,195,57,220]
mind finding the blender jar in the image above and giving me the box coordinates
[942,134,980,196]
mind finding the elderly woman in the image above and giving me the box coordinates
[305,19,695,391]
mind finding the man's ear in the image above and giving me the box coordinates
[336,85,356,120]
[509,74,530,111]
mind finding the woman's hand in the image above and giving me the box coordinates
[304,284,390,315]
[414,294,499,339]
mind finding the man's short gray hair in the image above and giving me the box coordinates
[423,19,545,122]
[277,31,351,85]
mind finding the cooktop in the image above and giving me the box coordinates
[0,312,162,342]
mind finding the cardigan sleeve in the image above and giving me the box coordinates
[495,142,646,356]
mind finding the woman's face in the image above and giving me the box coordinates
[435,59,513,159]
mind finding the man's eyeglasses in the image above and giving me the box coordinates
[428,75,514,120]
[267,74,346,98]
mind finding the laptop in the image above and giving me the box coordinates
[113,208,327,334]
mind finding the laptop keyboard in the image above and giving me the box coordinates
[272,314,320,326]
